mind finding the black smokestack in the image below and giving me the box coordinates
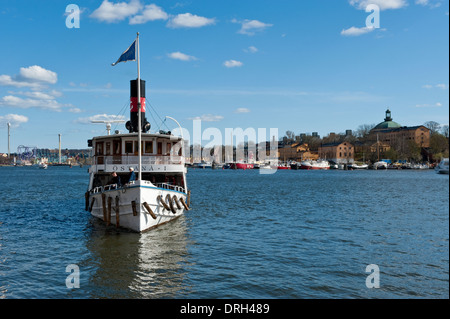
[126,79,150,133]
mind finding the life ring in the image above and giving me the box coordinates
[166,194,177,214]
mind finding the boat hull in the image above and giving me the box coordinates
[230,163,254,170]
[299,161,330,170]
[88,182,187,232]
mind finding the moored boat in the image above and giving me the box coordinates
[276,163,291,170]
[290,162,300,170]
[230,162,254,170]
[194,161,212,169]
[349,163,368,170]
[435,158,449,174]
[39,162,48,169]
[299,160,330,170]
[373,161,388,169]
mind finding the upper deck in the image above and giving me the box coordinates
[89,132,186,174]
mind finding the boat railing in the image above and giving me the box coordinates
[91,183,119,194]
[155,182,185,193]
[90,181,185,194]
[95,155,185,166]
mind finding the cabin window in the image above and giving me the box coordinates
[167,143,171,155]
[157,142,163,155]
[125,141,133,154]
[113,140,121,155]
[339,152,342,157]
[145,141,153,154]
[134,141,144,155]
[105,142,111,155]
[96,142,104,155]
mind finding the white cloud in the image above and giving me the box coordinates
[436,83,449,90]
[423,83,449,89]
[167,51,198,61]
[129,4,168,24]
[235,108,250,113]
[349,0,407,10]
[75,114,126,124]
[0,67,68,112]
[167,13,216,28]
[244,46,258,53]
[18,65,57,84]
[90,0,142,23]
[0,114,29,128]
[188,114,224,122]
[0,65,57,89]
[12,91,57,100]
[415,0,442,8]
[341,26,376,36]
[232,19,273,35]
[415,102,442,107]
[0,75,41,88]
[224,60,243,68]
[0,95,69,112]
[68,108,82,113]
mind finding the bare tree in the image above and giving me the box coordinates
[355,124,376,138]
[424,121,441,135]
[441,125,449,139]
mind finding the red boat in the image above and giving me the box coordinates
[230,163,254,170]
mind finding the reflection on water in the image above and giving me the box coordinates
[84,216,191,298]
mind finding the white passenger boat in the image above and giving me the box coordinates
[85,34,190,232]
[435,158,449,174]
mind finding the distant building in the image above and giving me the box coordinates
[370,108,430,149]
[370,141,391,154]
[278,143,318,162]
[318,142,354,164]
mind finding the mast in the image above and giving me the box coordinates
[377,133,380,161]
[7,122,10,161]
[136,32,142,181]
[59,134,62,164]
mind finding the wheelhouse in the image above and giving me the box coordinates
[88,132,186,194]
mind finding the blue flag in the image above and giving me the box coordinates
[111,40,136,66]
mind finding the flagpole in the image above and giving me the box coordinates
[137,32,142,181]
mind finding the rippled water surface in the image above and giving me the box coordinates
[0,166,448,298]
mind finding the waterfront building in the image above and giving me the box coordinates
[366,109,431,160]
[318,142,355,164]
[370,108,430,149]
[278,143,318,162]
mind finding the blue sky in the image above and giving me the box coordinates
[0,0,448,152]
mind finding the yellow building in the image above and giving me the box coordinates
[278,143,318,162]
[318,142,354,164]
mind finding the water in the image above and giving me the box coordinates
[0,166,448,299]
